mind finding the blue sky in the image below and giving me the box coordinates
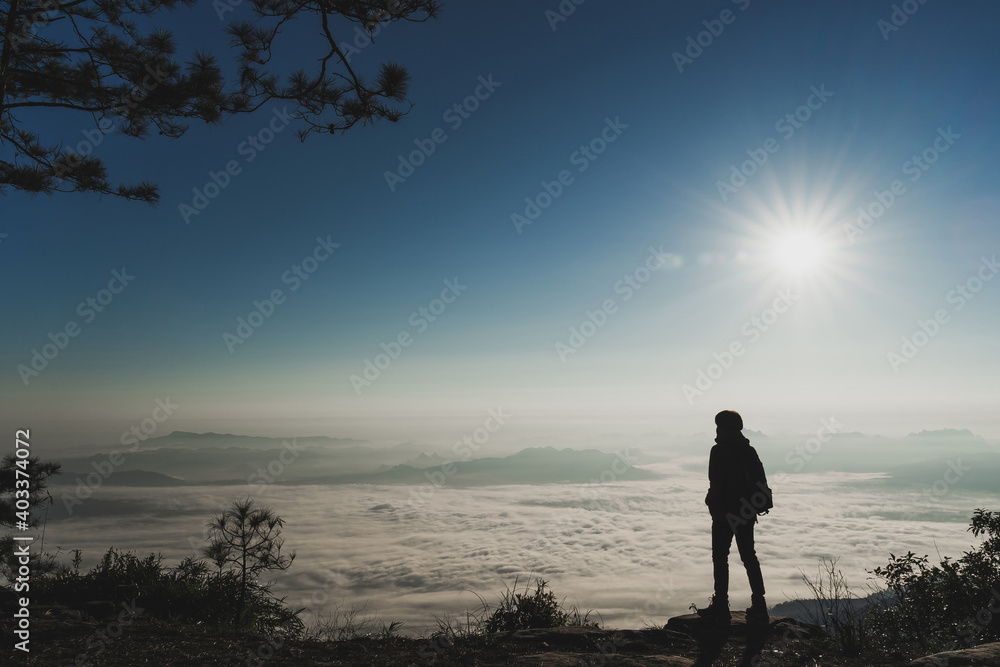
[3,0,1000,448]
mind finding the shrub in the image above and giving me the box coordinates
[30,548,303,637]
[798,509,1000,661]
[306,601,403,642]
[865,508,1000,658]
[481,577,596,633]
[798,557,878,656]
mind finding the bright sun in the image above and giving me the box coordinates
[772,230,825,273]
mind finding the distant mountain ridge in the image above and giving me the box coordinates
[49,444,660,490]
[299,446,662,487]
[874,452,1000,494]
[58,469,186,486]
[904,428,979,439]
[141,431,367,450]
[49,428,999,492]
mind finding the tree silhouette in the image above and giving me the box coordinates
[203,496,295,620]
[0,453,61,584]
[0,452,60,529]
[0,0,441,202]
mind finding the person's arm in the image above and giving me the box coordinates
[750,447,772,512]
[708,445,720,487]
[706,445,719,506]
[752,448,767,489]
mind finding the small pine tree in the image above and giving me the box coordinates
[203,497,294,621]
[0,453,61,584]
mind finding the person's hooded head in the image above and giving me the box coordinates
[715,410,747,444]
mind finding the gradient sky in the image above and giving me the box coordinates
[3,0,1000,449]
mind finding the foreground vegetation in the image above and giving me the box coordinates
[1,455,997,664]
[2,508,995,665]
[797,508,1000,661]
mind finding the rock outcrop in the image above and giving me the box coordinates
[908,641,1000,666]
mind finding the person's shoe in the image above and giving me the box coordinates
[696,596,731,622]
[746,595,768,624]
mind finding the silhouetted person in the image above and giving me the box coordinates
[698,410,770,624]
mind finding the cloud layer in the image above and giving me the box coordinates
[42,461,998,636]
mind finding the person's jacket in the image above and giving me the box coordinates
[705,433,768,519]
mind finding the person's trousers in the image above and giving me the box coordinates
[711,514,765,602]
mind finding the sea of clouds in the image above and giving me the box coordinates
[43,462,997,636]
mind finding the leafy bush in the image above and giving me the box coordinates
[30,548,303,637]
[429,577,598,639]
[802,509,1000,660]
[864,508,1000,658]
[481,578,597,633]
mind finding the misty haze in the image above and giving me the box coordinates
[3,1,1000,665]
